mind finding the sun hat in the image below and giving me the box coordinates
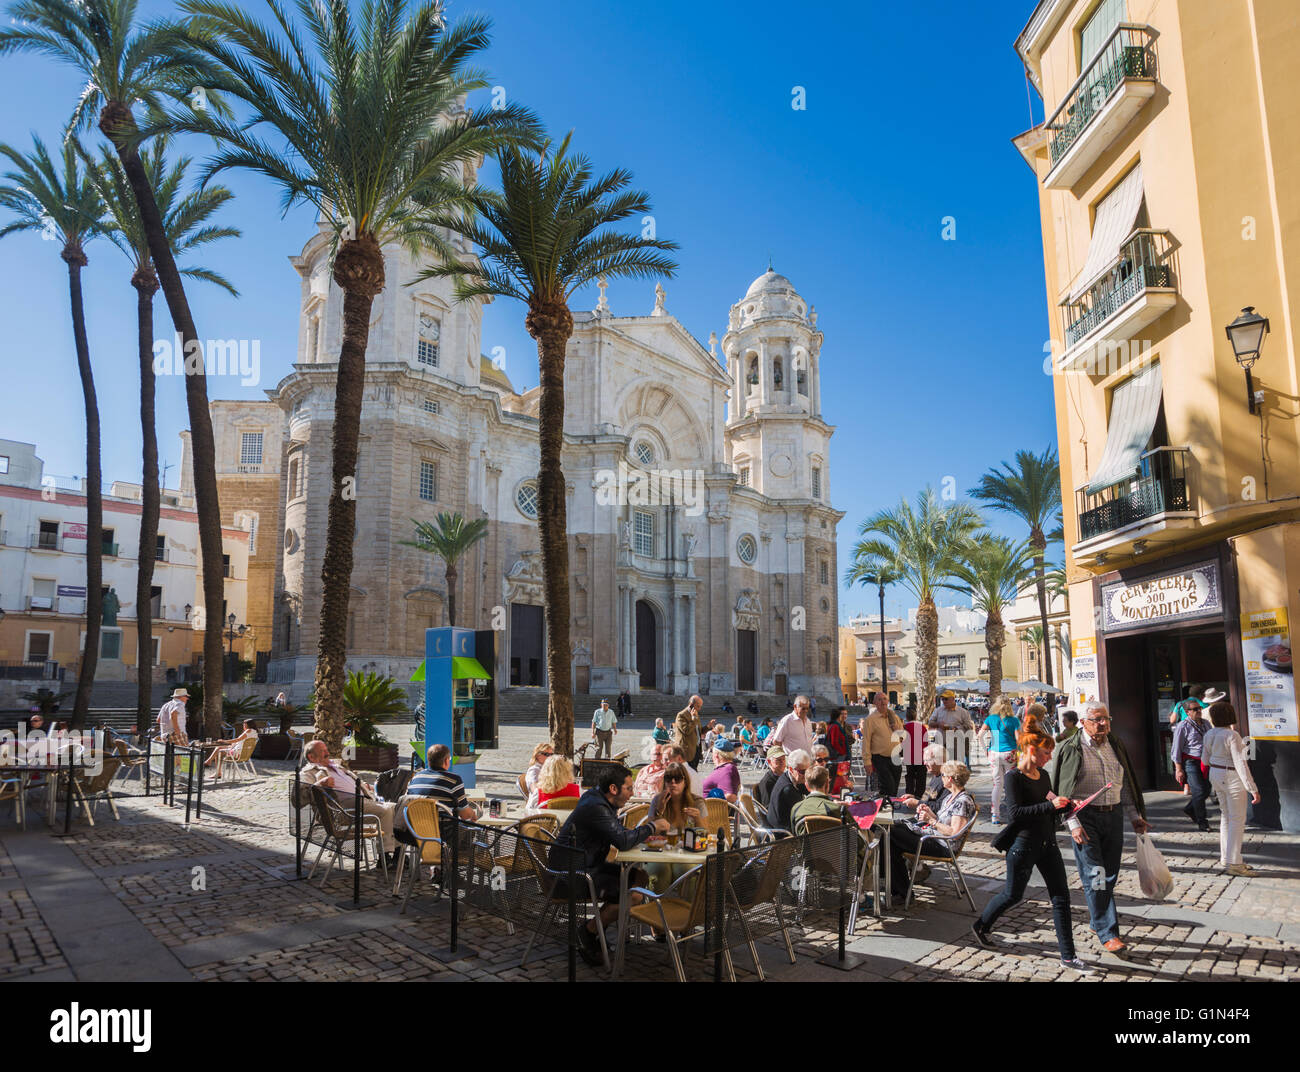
[171,688,190,699]
[1201,688,1228,704]
[940,689,956,699]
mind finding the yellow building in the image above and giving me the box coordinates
[1014,0,1299,829]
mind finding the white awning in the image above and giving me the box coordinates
[1086,361,1163,495]
[1069,165,1145,302]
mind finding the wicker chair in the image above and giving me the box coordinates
[396,798,444,911]
[213,736,259,783]
[621,802,650,829]
[702,799,733,846]
[309,786,389,889]
[625,853,742,982]
[540,796,578,813]
[68,755,123,825]
[901,802,979,911]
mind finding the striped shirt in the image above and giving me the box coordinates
[408,766,471,817]
[1076,733,1138,822]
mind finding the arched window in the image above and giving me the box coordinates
[287,457,300,500]
[746,355,759,388]
[772,357,783,390]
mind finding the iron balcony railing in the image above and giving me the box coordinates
[1077,446,1192,542]
[31,532,59,550]
[1062,229,1175,348]
[1047,24,1158,166]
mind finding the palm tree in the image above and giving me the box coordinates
[1023,625,1047,681]
[168,0,540,756]
[0,136,106,728]
[843,557,899,698]
[420,135,679,755]
[2,0,235,737]
[949,536,1037,702]
[88,139,240,735]
[969,447,1063,687]
[849,489,983,723]
[401,512,488,628]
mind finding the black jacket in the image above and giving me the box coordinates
[754,768,781,809]
[992,768,1061,852]
[765,772,808,832]
[551,787,654,874]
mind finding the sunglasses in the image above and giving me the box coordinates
[665,775,685,784]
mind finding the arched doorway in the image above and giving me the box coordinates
[636,600,657,689]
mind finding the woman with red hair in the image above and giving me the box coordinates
[970,729,1095,974]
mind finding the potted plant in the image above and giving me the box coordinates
[19,687,72,718]
[339,672,405,771]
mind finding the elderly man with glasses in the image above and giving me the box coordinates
[1054,702,1150,956]
[765,749,812,833]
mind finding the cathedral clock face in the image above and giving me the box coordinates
[419,313,439,340]
[769,453,793,478]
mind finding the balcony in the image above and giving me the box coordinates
[26,595,54,611]
[1074,447,1196,556]
[30,532,59,551]
[1044,25,1158,190]
[1058,230,1177,370]
[236,462,263,474]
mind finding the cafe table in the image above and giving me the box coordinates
[1,760,81,834]
[610,843,713,978]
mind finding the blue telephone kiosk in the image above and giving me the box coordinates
[415,627,493,789]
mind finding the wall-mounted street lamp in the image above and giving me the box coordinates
[1225,306,1270,415]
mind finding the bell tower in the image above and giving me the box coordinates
[722,268,829,502]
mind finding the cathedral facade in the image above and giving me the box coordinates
[215,219,844,700]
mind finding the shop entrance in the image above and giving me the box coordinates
[1104,627,1229,791]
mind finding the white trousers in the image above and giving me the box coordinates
[989,752,1015,821]
[1209,767,1248,866]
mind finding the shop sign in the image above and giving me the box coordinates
[1241,608,1297,742]
[57,585,86,598]
[1099,561,1221,632]
[1070,638,1099,709]
[64,523,87,540]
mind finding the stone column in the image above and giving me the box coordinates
[686,594,696,676]
[617,583,626,671]
[666,590,676,678]
[627,586,637,679]
[758,339,770,408]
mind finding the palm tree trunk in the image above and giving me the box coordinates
[313,235,384,757]
[445,563,457,628]
[134,272,160,736]
[66,251,101,729]
[100,103,225,737]
[915,597,938,726]
[527,300,575,756]
[1031,526,1052,687]
[985,606,1005,702]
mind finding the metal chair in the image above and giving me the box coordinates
[0,772,25,830]
[724,836,802,980]
[309,786,389,889]
[798,814,880,930]
[68,755,123,824]
[518,830,611,971]
[625,854,742,982]
[214,736,259,782]
[901,802,979,911]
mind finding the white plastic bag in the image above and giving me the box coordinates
[1135,833,1174,900]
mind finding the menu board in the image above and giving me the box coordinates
[1070,637,1098,709]
[1241,608,1297,741]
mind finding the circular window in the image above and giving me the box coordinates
[634,441,655,466]
[284,528,299,554]
[515,480,539,520]
[736,534,757,564]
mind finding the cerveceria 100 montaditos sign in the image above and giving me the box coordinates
[1100,561,1221,632]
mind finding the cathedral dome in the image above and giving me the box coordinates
[744,268,796,299]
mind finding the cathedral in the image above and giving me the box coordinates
[201,217,844,701]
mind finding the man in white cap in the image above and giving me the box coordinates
[158,688,190,745]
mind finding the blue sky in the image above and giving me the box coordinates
[0,0,1054,622]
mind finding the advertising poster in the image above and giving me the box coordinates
[1241,608,1297,741]
[63,522,87,540]
[1071,637,1098,709]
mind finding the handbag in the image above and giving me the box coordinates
[1135,833,1174,900]
[991,823,1017,853]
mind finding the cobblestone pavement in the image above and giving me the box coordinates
[2,719,1297,983]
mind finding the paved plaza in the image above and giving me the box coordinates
[3,718,1299,983]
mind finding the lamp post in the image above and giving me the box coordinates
[865,574,888,703]
[223,614,250,683]
[1225,306,1270,415]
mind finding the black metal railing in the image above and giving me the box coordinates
[1077,447,1192,541]
[1047,24,1157,166]
[1063,229,1175,348]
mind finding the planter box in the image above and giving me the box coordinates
[254,733,293,761]
[347,743,400,772]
